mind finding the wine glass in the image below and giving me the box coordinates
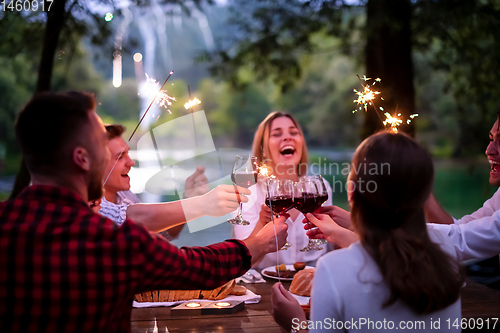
[265,178,294,250]
[294,175,328,252]
[227,155,258,225]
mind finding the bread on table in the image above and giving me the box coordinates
[289,268,315,297]
[135,279,239,303]
[230,285,247,296]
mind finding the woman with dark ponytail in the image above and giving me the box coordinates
[271,132,464,332]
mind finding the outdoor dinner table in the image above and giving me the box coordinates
[131,278,500,332]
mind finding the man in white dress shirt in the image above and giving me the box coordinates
[305,112,500,263]
[424,112,500,261]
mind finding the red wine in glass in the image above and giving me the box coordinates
[294,193,328,214]
[231,171,258,188]
[265,195,294,215]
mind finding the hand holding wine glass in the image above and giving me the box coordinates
[293,175,328,252]
[265,178,294,250]
[227,155,258,225]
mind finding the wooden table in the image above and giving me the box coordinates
[131,279,500,332]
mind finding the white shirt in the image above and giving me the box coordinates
[233,177,333,269]
[310,230,461,333]
[99,190,140,225]
[453,188,500,224]
[428,187,500,261]
[99,190,174,240]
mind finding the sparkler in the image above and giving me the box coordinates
[103,71,175,186]
[185,85,200,149]
[353,75,382,114]
[144,73,177,112]
[184,98,201,110]
[352,75,418,134]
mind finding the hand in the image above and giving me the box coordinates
[198,184,251,217]
[184,165,210,198]
[315,205,352,229]
[305,213,359,248]
[258,204,272,226]
[255,213,289,252]
[271,282,306,331]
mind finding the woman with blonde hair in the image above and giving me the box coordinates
[234,111,333,269]
[271,132,463,332]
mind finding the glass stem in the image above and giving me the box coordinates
[238,202,243,218]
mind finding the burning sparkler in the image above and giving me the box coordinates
[144,73,177,111]
[353,76,382,113]
[184,98,201,110]
[256,163,274,179]
[104,71,175,186]
[352,75,419,133]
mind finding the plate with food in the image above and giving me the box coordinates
[288,267,314,307]
[261,262,312,281]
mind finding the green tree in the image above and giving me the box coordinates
[203,0,500,151]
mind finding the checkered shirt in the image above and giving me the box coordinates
[0,185,250,332]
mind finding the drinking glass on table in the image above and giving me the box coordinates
[227,155,258,225]
[265,178,294,250]
[294,175,329,252]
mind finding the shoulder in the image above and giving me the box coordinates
[317,242,367,272]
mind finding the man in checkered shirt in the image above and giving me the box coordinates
[0,91,289,332]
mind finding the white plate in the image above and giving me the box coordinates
[261,265,314,281]
[290,292,310,306]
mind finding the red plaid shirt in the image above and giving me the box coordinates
[0,185,251,332]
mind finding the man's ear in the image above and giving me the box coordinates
[73,147,90,171]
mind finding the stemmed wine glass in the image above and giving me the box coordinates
[265,178,294,250]
[294,175,329,252]
[227,155,258,225]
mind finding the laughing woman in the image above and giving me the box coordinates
[233,112,333,269]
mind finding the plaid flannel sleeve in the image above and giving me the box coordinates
[123,220,252,292]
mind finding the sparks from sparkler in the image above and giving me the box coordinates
[353,76,382,113]
[184,97,201,110]
[382,112,419,133]
[256,163,275,179]
[352,75,419,133]
[103,71,175,186]
[144,73,176,112]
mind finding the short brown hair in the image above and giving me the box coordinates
[105,124,125,140]
[15,91,96,176]
[251,111,308,176]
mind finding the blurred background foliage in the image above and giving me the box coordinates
[1,0,499,216]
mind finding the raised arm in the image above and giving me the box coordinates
[133,213,289,291]
[126,185,251,233]
[428,210,500,261]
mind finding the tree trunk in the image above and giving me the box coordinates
[362,0,415,139]
[10,0,68,199]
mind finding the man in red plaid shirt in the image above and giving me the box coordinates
[0,91,289,332]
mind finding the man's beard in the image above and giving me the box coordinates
[88,168,104,202]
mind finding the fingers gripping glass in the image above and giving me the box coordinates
[294,175,328,252]
[265,179,294,250]
[227,155,258,225]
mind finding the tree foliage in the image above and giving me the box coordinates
[203,0,500,153]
